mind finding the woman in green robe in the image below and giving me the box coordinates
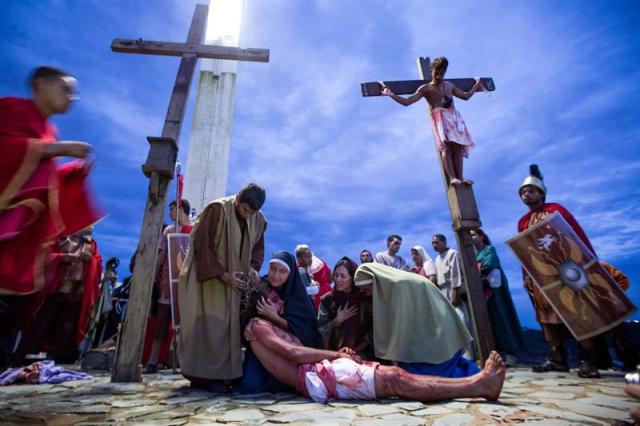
[470,228,526,366]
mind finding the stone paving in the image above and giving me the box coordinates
[0,368,636,425]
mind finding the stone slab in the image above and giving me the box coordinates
[432,413,474,425]
[218,408,265,422]
[378,413,425,425]
[442,401,468,410]
[520,404,608,424]
[503,387,535,394]
[477,403,520,418]
[162,395,211,405]
[112,398,157,408]
[412,406,453,416]
[559,400,631,420]
[577,395,637,410]
[261,402,321,413]
[270,408,358,424]
[389,401,425,411]
[529,391,576,400]
[357,403,401,416]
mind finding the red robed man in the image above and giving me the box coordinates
[0,67,103,363]
[0,66,102,296]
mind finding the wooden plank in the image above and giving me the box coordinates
[361,77,495,97]
[415,57,495,363]
[111,3,208,383]
[111,175,168,382]
[111,39,270,63]
[453,230,496,358]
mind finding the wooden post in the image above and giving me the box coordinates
[111,5,208,382]
[416,57,495,362]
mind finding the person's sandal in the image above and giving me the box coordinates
[505,353,518,368]
[144,363,158,374]
[577,361,600,379]
[532,359,569,373]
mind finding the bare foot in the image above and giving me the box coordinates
[463,179,474,185]
[626,384,640,423]
[450,178,462,186]
[630,407,640,424]
[476,351,506,401]
[483,351,499,370]
[626,384,640,400]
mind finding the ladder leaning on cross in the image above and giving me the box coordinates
[109,4,269,383]
[361,57,497,363]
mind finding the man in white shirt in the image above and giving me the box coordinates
[432,234,462,304]
[374,235,409,270]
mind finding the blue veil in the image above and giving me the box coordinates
[240,251,321,393]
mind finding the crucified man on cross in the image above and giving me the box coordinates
[380,57,485,186]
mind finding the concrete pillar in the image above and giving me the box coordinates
[183,0,241,213]
[183,58,237,213]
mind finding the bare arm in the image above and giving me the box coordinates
[257,297,289,330]
[451,78,484,101]
[249,319,347,364]
[380,82,427,106]
[41,141,91,160]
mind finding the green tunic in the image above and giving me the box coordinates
[354,263,472,364]
[476,244,526,353]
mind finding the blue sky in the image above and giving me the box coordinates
[3,0,639,328]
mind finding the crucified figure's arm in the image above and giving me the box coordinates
[379,82,428,106]
[451,78,484,100]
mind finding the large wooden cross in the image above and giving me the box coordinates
[110,4,269,382]
[361,57,496,362]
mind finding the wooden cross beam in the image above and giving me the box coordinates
[361,57,495,97]
[110,4,270,382]
[361,57,495,363]
[112,39,269,62]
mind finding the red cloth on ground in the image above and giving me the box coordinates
[0,97,103,296]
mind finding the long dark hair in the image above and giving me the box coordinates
[333,256,358,293]
[472,228,492,245]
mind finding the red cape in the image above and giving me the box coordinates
[518,202,596,255]
[0,97,104,295]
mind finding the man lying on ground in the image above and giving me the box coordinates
[244,317,506,404]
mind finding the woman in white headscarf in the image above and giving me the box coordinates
[410,245,437,283]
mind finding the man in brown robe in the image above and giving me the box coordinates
[178,183,267,392]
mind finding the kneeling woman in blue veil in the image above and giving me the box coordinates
[239,251,322,393]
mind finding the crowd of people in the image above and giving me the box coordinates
[0,65,635,409]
